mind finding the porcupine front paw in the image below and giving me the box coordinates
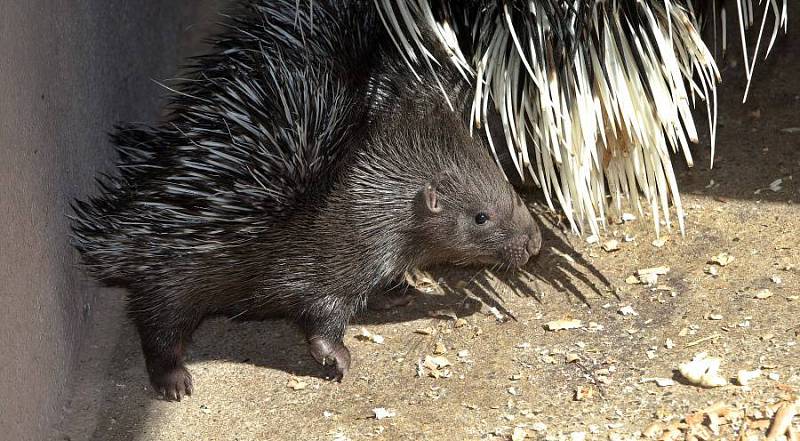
[308,336,351,381]
[149,364,193,401]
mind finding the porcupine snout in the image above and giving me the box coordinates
[503,200,542,269]
[503,229,541,269]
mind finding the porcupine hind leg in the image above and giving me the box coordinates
[298,298,357,382]
[129,298,202,401]
[367,278,417,311]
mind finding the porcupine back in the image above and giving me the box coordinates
[70,0,384,285]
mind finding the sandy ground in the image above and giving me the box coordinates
[55,14,799,441]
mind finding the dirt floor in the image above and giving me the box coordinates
[55,15,799,441]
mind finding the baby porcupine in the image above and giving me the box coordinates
[70,0,541,400]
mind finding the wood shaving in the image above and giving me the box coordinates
[709,253,735,266]
[602,239,620,252]
[421,355,452,378]
[544,318,582,331]
[356,328,384,344]
[766,401,798,440]
[754,289,773,299]
[372,407,396,420]
[679,352,728,387]
[423,355,450,369]
[736,369,762,386]
[574,385,593,401]
[287,377,308,391]
[638,266,671,276]
[511,427,527,441]
[652,238,668,248]
[625,275,641,285]
[641,377,675,387]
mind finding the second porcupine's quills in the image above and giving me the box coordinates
[371,0,789,236]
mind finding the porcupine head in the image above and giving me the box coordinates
[336,87,543,281]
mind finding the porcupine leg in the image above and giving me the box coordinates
[298,299,355,382]
[367,278,417,311]
[130,302,201,401]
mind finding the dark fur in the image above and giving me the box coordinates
[71,0,541,400]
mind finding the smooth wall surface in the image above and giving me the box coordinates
[0,2,224,439]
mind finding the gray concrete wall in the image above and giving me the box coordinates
[0,2,224,440]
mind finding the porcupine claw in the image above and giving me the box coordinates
[151,365,193,402]
[308,336,351,382]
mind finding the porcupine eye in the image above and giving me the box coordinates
[474,212,489,225]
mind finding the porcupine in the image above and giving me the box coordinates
[70,0,542,400]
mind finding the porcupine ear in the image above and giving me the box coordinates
[420,171,452,214]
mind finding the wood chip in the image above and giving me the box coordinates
[678,352,727,387]
[767,402,798,441]
[356,328,385,344]
[639,273,659,286]
[641,377,675,387]
[287,377,308,391]
[736,369,762,386]
[638,266,671,276]
[574,385,593,401]
[705,265,720,276]
[423,355,451,369]
[686,333,722,347]
[544,319,582,331]
[643,422,663,439]
[754,289,773,299]
[570,432,586,441]
[372,407,396,420]
[602,240,620,252]
[709,253,735,266]
[652,238,668,248]
[625,275,640,285]
[415,327,435,335]
[511,427,527,441]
